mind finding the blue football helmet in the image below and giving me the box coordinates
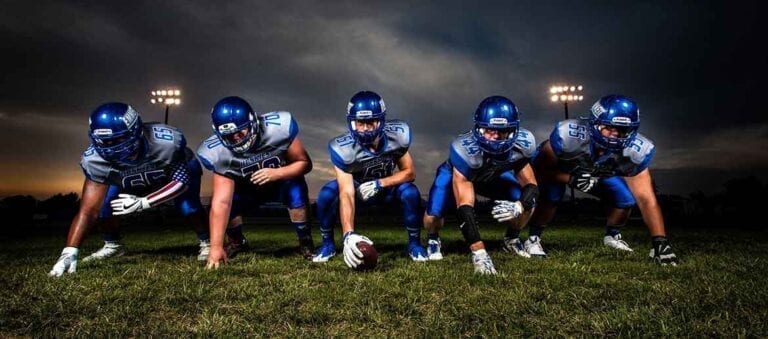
[347,91,386,146]
[210,96,258,153]
[88,102,144,164]
[588,94,640,150]
[472,96,520,154]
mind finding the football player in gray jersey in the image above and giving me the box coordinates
[197,96,313,269]
[423,96,539,275]
[313,91,429,269]
[49,103,209,277]
[528,95,678,265]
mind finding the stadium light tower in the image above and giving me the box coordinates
[150,89,181,124]
[549,85,584,120]
[549,84,584,204]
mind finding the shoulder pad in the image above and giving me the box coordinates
[514,127,536,158]
[383,119,411,149]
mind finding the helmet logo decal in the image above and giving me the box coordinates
[611,117,632,124]
[355,110,373,118]
[379,99,386,112]
[93,128,113,136]
[123,106,139,128]
[217,122,238,134]
[489,117,508,125]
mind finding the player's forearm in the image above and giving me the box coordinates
[276,160,312,180]
[65,211,98,247]
[637,198,666,237]
[145,180,187,207]
[453,180,475,207]
[379,169,414,188]
[339,190,356,234]
[208,203,231,247]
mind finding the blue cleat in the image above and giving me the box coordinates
[408,242,429,262]
[312,242,336,263]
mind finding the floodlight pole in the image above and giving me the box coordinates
[164,105,170,124]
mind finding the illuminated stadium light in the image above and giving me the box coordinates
[150,87,182,124]
[548,83,585,204]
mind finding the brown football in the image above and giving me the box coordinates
[355,241,378,271]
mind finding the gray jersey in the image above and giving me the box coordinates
[81,123,189,189]
[447,127,536,182]
[329,119,411,182]
[549,119,655,177]
[197,111,298,182]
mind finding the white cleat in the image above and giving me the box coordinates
[197,240,211,261]
[427,239,443,260]
[524,236,547,258]
[603,234,634,252]
[471,249,498,275]
[82,241,125,262]
[502,237,531,258]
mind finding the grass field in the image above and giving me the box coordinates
[2,218,767,337]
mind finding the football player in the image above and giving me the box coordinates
[312,90,428,268]
[198,96,314,269]
[422,96,538,275]
[49,103,209,277]
[527,94,678,265]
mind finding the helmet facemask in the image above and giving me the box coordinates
[214,113,259,154]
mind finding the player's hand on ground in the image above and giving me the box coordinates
[111,194,150,215]
[357,180,381,201]
[49,247,78,277]
[569,172,598,193]
[650,239,678,266]
[342,232,373,268]
[491,200,523,222]
[250,168,280,185]
[206,246,228,269]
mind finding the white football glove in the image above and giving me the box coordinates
[491,200,523,222]
[356,180,382,201]
[49,247,78,277]
[342,232,374,269]
[569,172,599,193]
[110,193,151,216]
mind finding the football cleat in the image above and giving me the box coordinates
[427,238,443,260]
[298,237,315,260]
[82,241,125,262]
[502,237,531,258]
[197,240,211,261]
[225,237,248,259]
[312,242,336,263]
[524,236,547,258]
[603,234,634,252]
[471,249,498,275]
[408,242,429,262]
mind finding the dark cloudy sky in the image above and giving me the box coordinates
[1,0,765,198]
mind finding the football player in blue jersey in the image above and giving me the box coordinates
[49,103,210,277]
[312,90,428,268]
[527,94,678,265]
[422,96,539,274]
[198,96,314,269]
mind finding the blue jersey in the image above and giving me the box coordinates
[81,123,191,190]
[548,119,655,177]
[329,120,411,182]
[447,128,536,182]
[197,111,299,182]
